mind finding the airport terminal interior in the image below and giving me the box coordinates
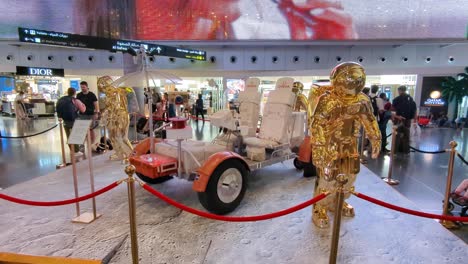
[0,1,467,263]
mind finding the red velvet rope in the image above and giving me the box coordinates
[355,192,468,222]
[0,181,120,206]
[142,183,328,222]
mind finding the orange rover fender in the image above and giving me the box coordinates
[131,137,163,156]
[297,135,311,163]
[193,151,250,192]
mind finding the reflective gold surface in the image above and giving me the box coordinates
[293,81,312,125]
[310,62,381,228]
[101,84,134,161]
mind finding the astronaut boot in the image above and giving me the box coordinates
[342,201,355,217]
[312,205,329,228]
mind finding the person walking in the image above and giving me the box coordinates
[392,85,417,154]
[378,93,392,154]
[77,81,100,144]
[195,94,205,122]
[56,88,86,157]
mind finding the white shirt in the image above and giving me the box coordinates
[370,93,384,111]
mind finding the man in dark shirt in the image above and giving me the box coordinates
[195,94,204,122]
[392,85,416,153]
[77,81,100,143]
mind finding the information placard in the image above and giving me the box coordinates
[67,120,92,145]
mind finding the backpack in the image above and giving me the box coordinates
[369,95,379,118]
[399,95,417,120]
[56,96,78,124]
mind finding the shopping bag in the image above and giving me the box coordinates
[410,123,421,139]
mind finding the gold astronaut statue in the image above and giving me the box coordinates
[293,81,312,124]
[309,62,381,228]
[98,77,134,161]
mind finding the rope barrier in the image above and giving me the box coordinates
[190,115,210,122]
[142,183,328,222]
[0,181,120,206]
[354,192,468,222]
[409,146,446,154]
[456,153,468,166]
[0,124,58,139]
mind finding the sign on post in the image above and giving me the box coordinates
[67,119,92,145]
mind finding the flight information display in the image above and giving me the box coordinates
[18,27,206,61]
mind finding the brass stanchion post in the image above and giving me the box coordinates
[131,112,139,144]
[359,129,368,164]
[329,174,348,264]
[441,141,459,229]
[382,126,399,185]
[56,119,67,169]
[69,144,80,217]
[125,164,139,264]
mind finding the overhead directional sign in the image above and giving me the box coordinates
[18,27,206,61]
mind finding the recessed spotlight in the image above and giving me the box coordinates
[251,56,257,63]
[425,57,431,63]
[357,56,364,63]
[27,55,34,61]
[402,57,409,62]
[169,57,176,63]
[68,55,75,62]
[380,57,386,62]
[88,55,95,62]
[149,56,155,62]
[272,56,278,63]
[336,56,342,62]
[293,56,299,63]
[6,55,13,61]
[47,55,54,61]
[230,56,237,63]
[314,56,320,63]
[209,56,216,63]
[108,55,115,62]
[448,57,454,62]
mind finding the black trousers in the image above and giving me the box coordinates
[195,108,204,121]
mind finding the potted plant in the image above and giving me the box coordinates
[441,66,468,121]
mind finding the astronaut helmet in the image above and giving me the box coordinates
[292,81,304,94]
[330,62,366,96]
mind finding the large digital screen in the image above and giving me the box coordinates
[1,0,467,41]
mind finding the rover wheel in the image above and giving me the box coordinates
[447,201,455,212]
[293,158,304,170]
[135,172,173,184]
[198,159,248,214]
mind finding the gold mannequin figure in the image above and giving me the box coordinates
[101,85,134,161]
[293,81,311,123]
[310,62,381,228]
